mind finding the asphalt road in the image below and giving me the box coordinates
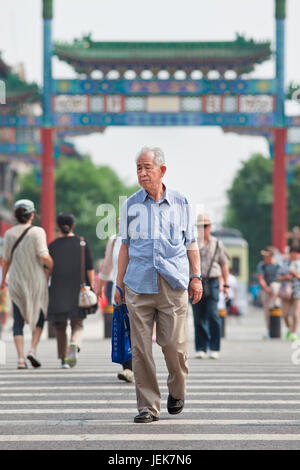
[1,304,300,451]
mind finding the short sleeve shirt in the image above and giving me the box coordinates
[199,236,228,278]
[120,187,197,293]
[3,224,49,262]
[278,260,300,299]
[256,261,281,285]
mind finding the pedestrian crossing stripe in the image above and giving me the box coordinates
[1,391,300,396]
[1,399,300,404]
[2,379,300,384]
[1,384,300,390]
[1,434,300,442]
[1,372,300,378]
[0,419,298,426]
[0,408,299,414]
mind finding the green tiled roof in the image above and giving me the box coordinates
[0,55,40,106]
[54,34,271,70]
[5,73,40,102]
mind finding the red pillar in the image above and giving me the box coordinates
[272,127,287,253]
[0,220,12,237]
[41,127,56,244]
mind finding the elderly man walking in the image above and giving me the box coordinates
[114,146,202,423]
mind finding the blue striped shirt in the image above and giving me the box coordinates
[120,187,196,294]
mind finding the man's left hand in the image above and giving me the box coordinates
[189,278,203,304]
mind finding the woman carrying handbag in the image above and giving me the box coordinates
[0,199,53,369]
[48,212,96,369]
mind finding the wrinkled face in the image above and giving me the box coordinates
[136,151,166,191]
[197,224,211,239]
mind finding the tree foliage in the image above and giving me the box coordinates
[225,153,300,277]
[16,156,138,262]
[288,165,300,225]
[224,154,273,276]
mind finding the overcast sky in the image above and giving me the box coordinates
[1,0,300,226]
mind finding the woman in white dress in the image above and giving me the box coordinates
[0,200,53,369]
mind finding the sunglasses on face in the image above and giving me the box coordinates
[197,224,210,228]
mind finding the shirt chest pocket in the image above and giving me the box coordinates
[127,212,149,240]
[168,223,184,244]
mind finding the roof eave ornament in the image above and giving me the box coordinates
[275,0,286,19]
[43,0,53,20]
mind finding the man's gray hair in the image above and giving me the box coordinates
[136,146,166,167]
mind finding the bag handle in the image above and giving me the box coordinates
[10,226,33,262]
[79,236,86,287]
[116,285,123,297]
[206,240,219,278]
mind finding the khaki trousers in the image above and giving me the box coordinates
[261,282,281,329]
[125,275,188,418]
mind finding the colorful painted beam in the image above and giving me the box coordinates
[0,143,42,154]
[0,115,41,127]
[223,126,300,157]
[287,116,300,126]
[0,141,79,159]
[53,94,275,115]
[287,156,300,165]
[54,79,276,96]
[53,111,276,128]
[286,143,300,155]
[0,153,41,163]
[0,111,276,128]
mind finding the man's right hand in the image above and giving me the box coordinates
[114,284,125,304]
[265,286,273,295]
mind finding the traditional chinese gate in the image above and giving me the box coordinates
[0,0,297,253]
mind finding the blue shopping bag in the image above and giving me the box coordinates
[111,300,132,365]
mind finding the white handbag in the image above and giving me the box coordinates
[78,238,98,310]
[79,285,98,308]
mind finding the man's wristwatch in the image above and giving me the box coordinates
[190,274,203,281]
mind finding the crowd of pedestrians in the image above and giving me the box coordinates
[0,201,95,369]
[1,145,298,425]
[257,245,300,340]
